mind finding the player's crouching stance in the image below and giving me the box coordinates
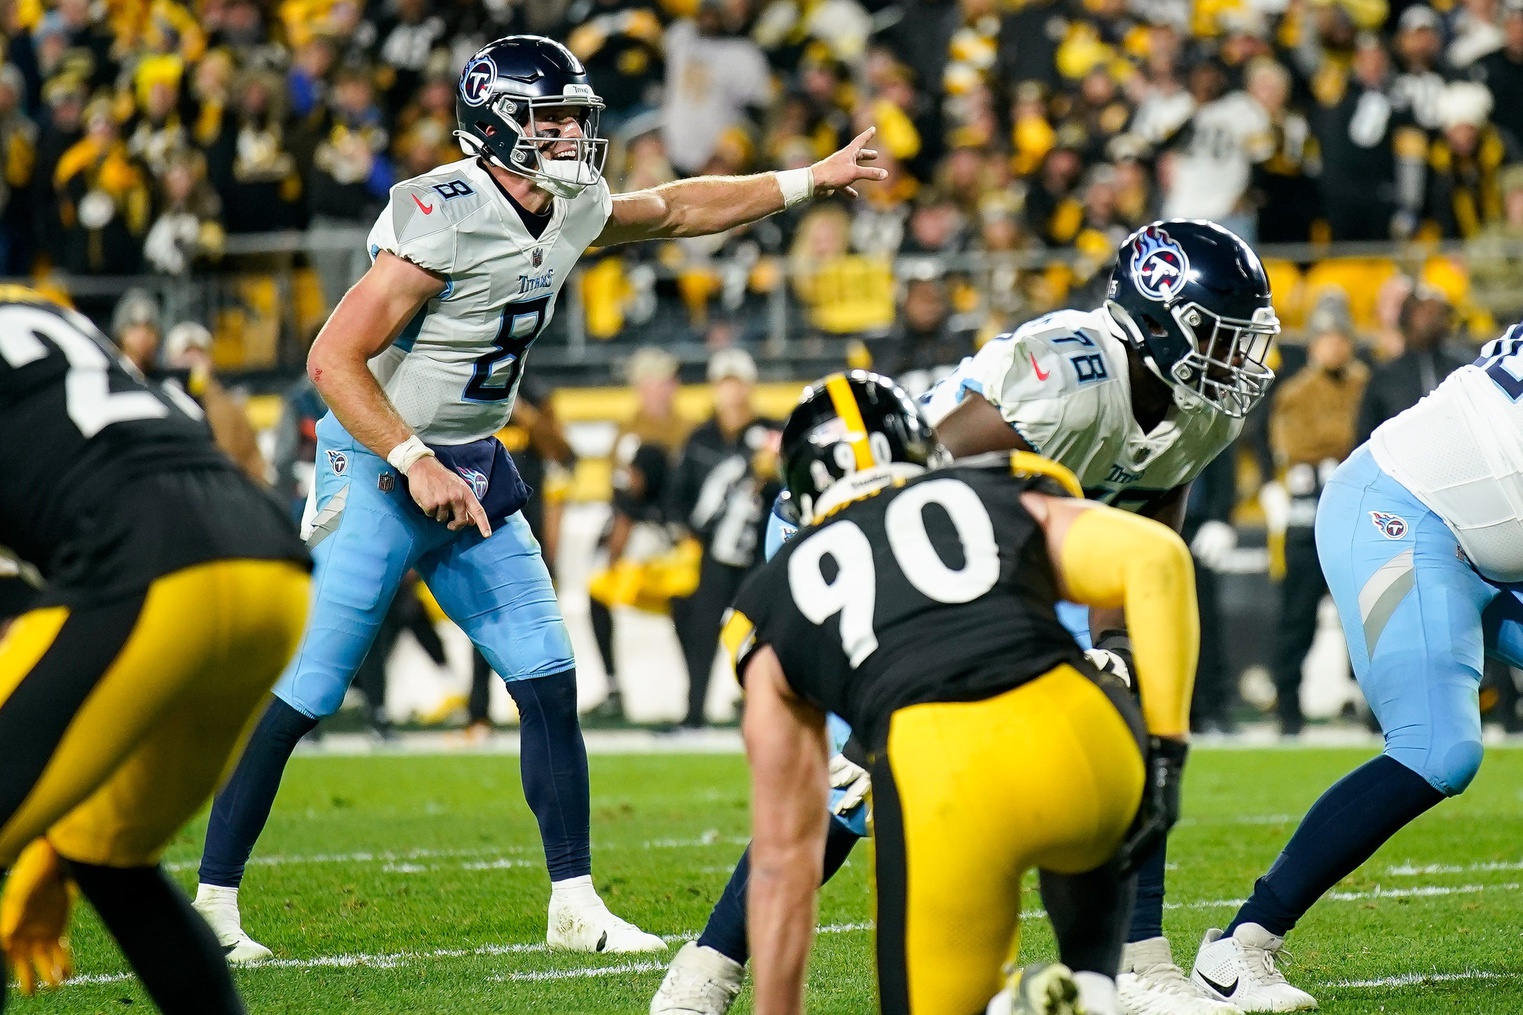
[1188,322,1523,1012]
[730,373,1200,1015]
[0,288,311,1013]
[190,34,887,964]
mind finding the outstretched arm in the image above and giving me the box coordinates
[595,127,887,247]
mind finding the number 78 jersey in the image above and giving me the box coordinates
[724,462,1086,751]
[365,157,612,444]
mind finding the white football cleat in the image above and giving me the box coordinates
[986,962,1083,1015]
[1120,936,1244,1015]
[650,942,743,1014]
[192,884,273,966]
[546,890,666,953]
[1191,925,1318,1012]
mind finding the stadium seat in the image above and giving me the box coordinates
[1303,257,1400,333]
[1261,258,1304,330]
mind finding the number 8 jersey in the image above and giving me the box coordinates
[1368,323,1523,583]
[724,460,1087,752]
[365,157,612,444]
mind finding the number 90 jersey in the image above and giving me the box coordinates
[365,157,612,444]
[1369,324,1523,583]
[919,308,1241,512]
[724,461,1087,752]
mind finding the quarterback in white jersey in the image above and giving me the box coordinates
[653,221,1278,1015]
[1191,329,1523,1012]
[190,34,886,967]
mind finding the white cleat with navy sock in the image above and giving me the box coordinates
[1191,925,1318,1012]
[192,884,273,966]
[650,942,744,1014]
[546,876,666,953]
[1119,936,1245,1014]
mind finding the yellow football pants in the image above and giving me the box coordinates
[0,559,310,868]
[871,664,1146,1015]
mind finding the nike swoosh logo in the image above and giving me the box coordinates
[412,193,435,214]
[1198,971,1239,997]
[1029,352,1050,381]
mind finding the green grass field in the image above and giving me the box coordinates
[11,746,1523,1014]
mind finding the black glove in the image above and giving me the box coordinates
[1114,736,1189,877]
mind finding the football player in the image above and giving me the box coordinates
[731,371,1199,1015]
[655,220,1275,1015]
[0,287,310,1013]
[191,34,887,963]
[1189,323,1523,1011]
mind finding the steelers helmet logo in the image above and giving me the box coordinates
[1130,226,1191,303]
[461,56,498,107]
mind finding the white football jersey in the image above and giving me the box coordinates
[366,157,612,444]
[920,308,1241,512]
[1369,329,1523,583]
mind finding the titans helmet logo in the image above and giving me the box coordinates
[1131,227,1190,302]
[456,467,490,499]
[461,56,498,107]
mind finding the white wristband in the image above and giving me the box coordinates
[776,168,814,209]
[386,435,435,476]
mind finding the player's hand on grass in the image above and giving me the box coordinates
[810,127,889,200]
[407,456,492,537]
[828,753,872,815]
[1114,736,1189,877]
[0,838,74,995]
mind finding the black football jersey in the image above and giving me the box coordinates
[0,294,305,597]
[728,461,1087,751]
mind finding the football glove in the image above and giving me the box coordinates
[1114,736,1189,877]
[1189,520,1237,571]
[1085,630,1134,689]
[827,753,871,816]
[0,838,74,995]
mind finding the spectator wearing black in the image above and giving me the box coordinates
[1355,285,1467,444]
[33,77,85,265]
[54,99,151,278]
[889,268,977,397]
[1390,5,1451,132]
[215,69,304,235]
[996,0,1065,91]
[880,0,960,102]
[668,349,780,729]
[590,349,689,723]
[374,0,448,119]
[0,64,36,274]
[1307,35,1427,240]
[1250,59,1321,243]
[565,0,667,134]
[303,67,394,311]
[1473,0,1523,148]
[1266,314,1369,735]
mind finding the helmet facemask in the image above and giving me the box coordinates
[1166,301,1278,418]
[458,90,608,199]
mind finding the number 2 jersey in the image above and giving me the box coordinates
[918,308,1241,511]
[365,157,612,445]
[726,461,1088,752]
[1368,324,1523,583]
[0,293,307,606]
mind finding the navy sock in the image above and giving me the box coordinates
[1227,755,1444,937]
[507,670,592,881]
[697,816,862,965]
[1127,836,1167,942]
[199,697,317,888]
[71,861,245,1014]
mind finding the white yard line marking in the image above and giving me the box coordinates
[1385,858,1523,877]
[497,961,667,983]
[1327,970,1523,989]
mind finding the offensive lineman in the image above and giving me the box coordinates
[731,372,1200,1015]
[0,288,310,1013]
[192,35,887,962]
[1188,323,1523,1011]
[655,220,1276,1015]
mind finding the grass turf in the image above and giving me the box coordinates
[10,746,1523,1014]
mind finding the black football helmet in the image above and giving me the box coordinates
[780,371,946,523]
[455,36,607,198]
[1106,220,1279,418]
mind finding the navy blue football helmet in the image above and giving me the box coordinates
[455,36,607,198]
[780,371,946,522]
[1106,220,1279,418]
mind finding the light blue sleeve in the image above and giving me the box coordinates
[763,493,798,562]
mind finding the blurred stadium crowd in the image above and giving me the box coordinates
[6,0,1523,730]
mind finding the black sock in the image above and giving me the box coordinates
[1041,864,1137,976]
[696,816,862,965]
[507,670,592,881]
[1227,755,1445,937]
[199,697,318,887]
[68,861,245,1015]
[1126,836,1167,942]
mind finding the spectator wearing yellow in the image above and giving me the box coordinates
[0,64,35,274]
[1426,81,1519,238]
[54,98,151,274]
